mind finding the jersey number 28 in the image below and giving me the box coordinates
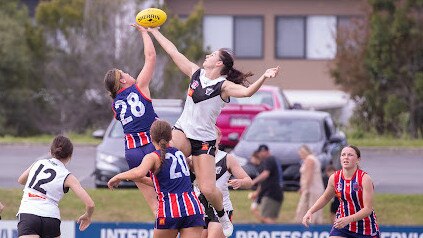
[115,92,146,125]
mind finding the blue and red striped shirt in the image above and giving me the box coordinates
[334,169,379,236]
[112,84,158,149]
[150,147,203,218]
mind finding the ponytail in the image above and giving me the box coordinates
[218,49,253,87]
[150,120,173,173]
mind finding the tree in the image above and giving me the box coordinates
[331,0,423,138]
[0,0,47,136]
[149,2,206,99]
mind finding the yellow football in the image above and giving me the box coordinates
[136,8,167,28]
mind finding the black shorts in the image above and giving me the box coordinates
[18,213,61,238]
[205,210,233,228]
[173,126,216,156]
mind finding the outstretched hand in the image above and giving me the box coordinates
[302,211,312,227]
[131,23,147,33]
[263,66,280,79]
[107,177,121,190]
[77,213,92,231]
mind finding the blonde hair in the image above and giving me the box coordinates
[104,68,122,99]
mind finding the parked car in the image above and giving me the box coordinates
[217,85,295,149]
[93,99,183,188]
[231,110,347,191]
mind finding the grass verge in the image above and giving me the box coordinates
[1,189,422,225]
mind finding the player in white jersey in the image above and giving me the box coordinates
[17,135,95,238]
[148,27,279,237]
[195,128,253,238]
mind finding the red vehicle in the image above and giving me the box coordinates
[217,85,293,149]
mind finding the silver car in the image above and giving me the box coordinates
[93,100,183,188]
[231,110,347,191]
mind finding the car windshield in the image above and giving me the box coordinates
[230,91,274,108]
[108,109,181,138]
[243,117,322,142]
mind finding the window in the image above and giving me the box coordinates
[203,16,263,58]
[276,17,305,58]
[234,17,263,58]
[276,15,337,59]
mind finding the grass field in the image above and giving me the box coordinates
[1,189,422,225]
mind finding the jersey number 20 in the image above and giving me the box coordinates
[167,151,190,179]
[115,92,146,125]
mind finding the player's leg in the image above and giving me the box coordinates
[135,182,157,214]
[170,128,191,157]
[207,222,225,238]
[153,229,179,238]
[180,226,203,238]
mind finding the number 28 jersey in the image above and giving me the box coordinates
[18,158,70,219]
[112,84,158,149]
[150,147,204,218]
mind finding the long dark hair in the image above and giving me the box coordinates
[219,49,253,87]
[150,120,172,170]
[50,135,73,161]
[104,68,121,99]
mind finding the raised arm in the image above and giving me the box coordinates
[222,66,280,98]
[18,164,34,185]
[227,154,253,190]
[64,175,95,231]
[302,174,336,227]
[147,27,199,77]
[133,24,156,97]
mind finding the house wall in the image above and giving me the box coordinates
[164,0,365,90]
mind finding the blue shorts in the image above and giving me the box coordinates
[155,214,205,230]
[330,227,380,238]
[125,143,155,169]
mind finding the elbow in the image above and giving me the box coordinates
[17,177,25,185]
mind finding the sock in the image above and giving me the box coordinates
[216,209,225,217]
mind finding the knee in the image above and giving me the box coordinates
[199,185,215,197]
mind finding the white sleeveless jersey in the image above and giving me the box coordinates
[175,69,228,141]
[193,150,233,212]
[215,150,233,212]
[18,158,70,219]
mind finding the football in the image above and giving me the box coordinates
[136,8,167,28]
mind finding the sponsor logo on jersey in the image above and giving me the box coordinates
[191,80,199,89]
[28,193,46,200]
[337,182,343,191]
[201,142,209,151]
[188,88,194,97]
[205,88,214,96]
[216,166,222,174]
[159,218,165,225]
[353,182,362,191]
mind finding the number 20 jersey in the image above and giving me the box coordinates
[112,84,158,149]
[150,147,204,218]
[18,158,70,219]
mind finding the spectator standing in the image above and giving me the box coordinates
[295,145,324,224]
[250,145,283,224]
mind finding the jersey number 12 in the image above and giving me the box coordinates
[28,164,57,195]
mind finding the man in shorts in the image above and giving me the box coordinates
[250,145,284,223]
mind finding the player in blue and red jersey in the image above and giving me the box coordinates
[108,120,204,238]
[302,145,380,238]
[103,24,158,213]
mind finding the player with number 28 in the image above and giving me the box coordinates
[103,22,159,213]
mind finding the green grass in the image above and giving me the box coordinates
[345,130,423,147]
[1,189,422,225]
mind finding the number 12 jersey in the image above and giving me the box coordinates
[18,158,71,219]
